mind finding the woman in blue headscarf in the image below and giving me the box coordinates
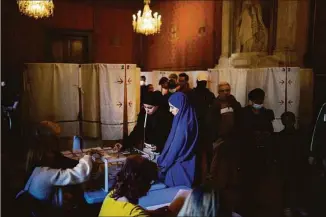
[157,92,198,187]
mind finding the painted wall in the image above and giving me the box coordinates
[144,0,222,71]
[1,0,222,90]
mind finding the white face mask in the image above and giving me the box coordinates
[252,103,263,110]
[170,88,176,93]
[140,81,145,86]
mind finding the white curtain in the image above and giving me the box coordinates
[99,64,140,140]
[23,63,80,136]
[23,63,140,140]
[126,64,140,135]
[286,67,301,128]
[247,67,301,132]
[99,64,125,140]
[208,67,302,132]
[80,64,100,138]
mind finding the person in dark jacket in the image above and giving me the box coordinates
[192,72,216,124]
[206,82,242,144]
[239,88,276,217]
[159,77,172,113]
[178,73,192,95]
[241,88,275,170]
[124,91,172,154]
[205,82,243,216]
[242,88,274,135]
[140,75,148,107]
[191,72,215,184]
[277,112,310,217]
[307,103,326,217]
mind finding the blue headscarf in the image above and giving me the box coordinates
[157,92,198,172]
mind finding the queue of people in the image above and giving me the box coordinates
[15,72,325,217]
[135,73,324,217]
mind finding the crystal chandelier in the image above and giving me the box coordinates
[132,0,162,36]
[17,0,54,19]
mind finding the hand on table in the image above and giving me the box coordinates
[86,150,103,162]
[113,143,123,152]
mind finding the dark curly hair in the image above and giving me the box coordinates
[110,155,158,204]
[248,88,265,101]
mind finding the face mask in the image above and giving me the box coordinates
[252,103,263,110]
[140,81,145,86]
[170,88,176,93]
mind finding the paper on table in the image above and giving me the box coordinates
[82,147,101,153]
[64,153,75,159]
[61,150,71,155]
[82,148,93,153]
[74,152,84,158]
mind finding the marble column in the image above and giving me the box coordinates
[217,0,234,68]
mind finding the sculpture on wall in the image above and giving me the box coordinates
[235,0,269,53]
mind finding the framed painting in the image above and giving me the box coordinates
[46,29,92,63]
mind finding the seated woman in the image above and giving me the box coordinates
[18,123,98,214]
[157,92,198,187]
[36,121,78,168]
[124,91,173,154]
[99,155,186,217]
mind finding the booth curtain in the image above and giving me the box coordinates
[23,63,80,137]
[23,63,140,139]
[210,67,301,132]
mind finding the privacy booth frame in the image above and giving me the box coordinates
[22,63,141,140]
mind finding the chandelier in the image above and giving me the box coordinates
[17,0,54,19]
[132,0,162,36]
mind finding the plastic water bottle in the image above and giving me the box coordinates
[73,135,82,151]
